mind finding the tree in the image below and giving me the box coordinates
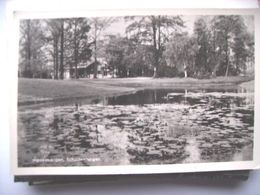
[66,18,92,79]
[89,17,117,78]
[118,35,154,77]
[243,32,254,75]
[104,34,154,78]
[124,44,154,77]
[164,32,197,77]
[193,17,212,77]
[231,19,252,75]
[125,15,184,77]
[211,15,249,76]
[19,19,46,78]
[59,19,65,79]
[45,19,62,79]
[104,35,127,77]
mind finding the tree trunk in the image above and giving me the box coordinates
[93,21,98,79]
[74,48,78,79]
[26,20,32,77]
[212,63,219,77]
[74,23,78,79]
[54,36,59,80]
[225,61,230,77]
[158,16,161,52]
[69,65,72,79]
[152,17,158,78]
[59,19,64,80]
[225,33,230,77]
[184,63,187,78]
[211,32,218,77]
[153,67,157,78]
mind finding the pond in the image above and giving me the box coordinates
[18,85,254,167]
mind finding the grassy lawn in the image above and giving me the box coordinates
[18,76,253,105]
[80,76,253,88]
[18,78,135,104]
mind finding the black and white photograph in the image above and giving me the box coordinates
[13,9,259,173]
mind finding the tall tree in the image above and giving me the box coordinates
[211,15,249,76]
[19,19,46,78]
[104,35,126,77]
[59,19,64,79]
[89,17,116,78]
[125,15,184,77]
[231,18,252,75]
[104,35,154,78]
[66,18,92,79]
[193,17,212,77]
[164,32,197,77]
[121,37,154,77]
[243,32,254,75]
[45,19,62,79]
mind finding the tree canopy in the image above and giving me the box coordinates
[18,15,254,79]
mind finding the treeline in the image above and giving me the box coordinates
[19,17,114,79]
[19,15,254,79]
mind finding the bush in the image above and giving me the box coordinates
[196,72,212,79]
[21,70,33,78]
[157,66,179,77]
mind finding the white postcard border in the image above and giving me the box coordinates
[7,6,260,175]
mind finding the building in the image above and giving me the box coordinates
[64,58,112,79]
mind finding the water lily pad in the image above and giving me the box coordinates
[199,143,213,148]
[146,150,162,158]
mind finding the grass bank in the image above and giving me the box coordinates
[18,76,253,105]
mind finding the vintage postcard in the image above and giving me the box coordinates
[8,7,260,175]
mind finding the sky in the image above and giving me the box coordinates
[104,15,254,36]
[104,16,195,36]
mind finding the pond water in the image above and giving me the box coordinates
[18,85,254,167]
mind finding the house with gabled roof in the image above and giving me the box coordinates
[64,57,111,79]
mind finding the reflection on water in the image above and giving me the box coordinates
[18,84,254,167]
[104,88,254,107]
